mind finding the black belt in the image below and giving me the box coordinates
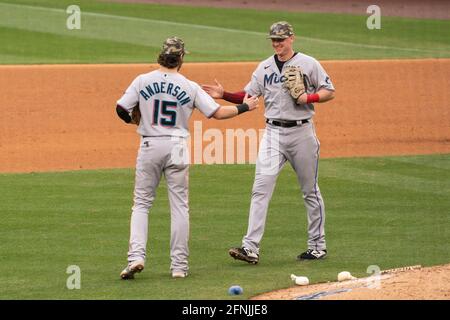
[266,119,309,128]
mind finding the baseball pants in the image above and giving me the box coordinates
[127,136,190,273]
[242,121,326,253]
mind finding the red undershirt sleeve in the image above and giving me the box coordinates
[222,91,248,104]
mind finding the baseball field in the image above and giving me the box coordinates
[0,0,449,301]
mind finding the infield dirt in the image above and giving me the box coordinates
[1,59,449,172]
[252,263,450,300]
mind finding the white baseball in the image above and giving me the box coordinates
[294,276,309,286]
[337,271,356,281]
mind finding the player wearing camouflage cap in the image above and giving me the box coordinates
[267,21,294,39]
[116,37,259,279]
[203,21,335,263]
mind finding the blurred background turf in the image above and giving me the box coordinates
[0,0,449,63]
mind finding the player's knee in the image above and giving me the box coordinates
[302,186,321,199]
[251,184,274,198]
[133,195,155,210]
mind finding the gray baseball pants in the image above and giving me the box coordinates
[127,136,189,273]
[242,121,326,253]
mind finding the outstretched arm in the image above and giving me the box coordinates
[202,79,248,104]
[212,94,259,120]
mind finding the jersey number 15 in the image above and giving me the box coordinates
[152,99,177,127]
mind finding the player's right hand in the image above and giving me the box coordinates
[244,93,259,111]
[202,79,224,99]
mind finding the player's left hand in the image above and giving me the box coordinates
[282,66,306,101]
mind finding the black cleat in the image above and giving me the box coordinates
[297,249,327,260]
[120,260,145,280]
[229,247,259,264]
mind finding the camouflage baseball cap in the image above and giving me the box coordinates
[161,36,188,55]
[267,21,294,39]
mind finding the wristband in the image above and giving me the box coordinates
[236,103,249,115]
[306,93,320,103]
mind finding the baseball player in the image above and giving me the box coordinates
[116,37,259,279]
[202,21,335,263]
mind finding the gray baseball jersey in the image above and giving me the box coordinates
[118,70,219,274]
[117,70,220,137]
[244,52,334,121]
[240,52,334,255]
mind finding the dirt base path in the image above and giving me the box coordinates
[252,264,450,300]
[1,59,450,173]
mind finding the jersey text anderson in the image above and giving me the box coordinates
[139,81,191,106]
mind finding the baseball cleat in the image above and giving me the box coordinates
[120,260,145,280]
[297,249,327,260]
[229,247,259,264]
[172,271,188,278]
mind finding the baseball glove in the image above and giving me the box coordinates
[282,66,306,100]
[130,104,141,125]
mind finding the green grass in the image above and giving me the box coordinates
[0,0,449,63]
[0,154,449,299]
